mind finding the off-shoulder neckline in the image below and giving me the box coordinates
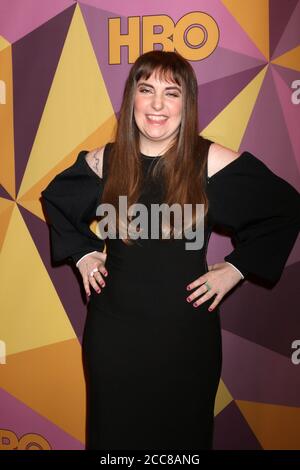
[140,149,251,182]
[207,151,249,183]
[80,147,250,182]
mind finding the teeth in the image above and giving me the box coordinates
[147,115,167,122]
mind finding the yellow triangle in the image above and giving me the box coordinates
[214,378,234,416]
[0,205,76,355]
[0,198,14,252]
[17,113,117,222]
[0,338,86,443]
[0,35,10,51]
[0,196,14,214]
[0,43,15,198]
[18,3,115,198]
[272,45,300,72]
[236,400,300,449]
[202,66,268,150]
[222,0,269,60]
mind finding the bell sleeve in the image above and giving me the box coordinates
[207,151,300,286]
[41,150,105,266]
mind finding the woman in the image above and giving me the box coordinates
[41,50,300,450]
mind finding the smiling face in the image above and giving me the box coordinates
[133,70,183,155]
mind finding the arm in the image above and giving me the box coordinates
[208,152,300,286]
[41,150,105,265]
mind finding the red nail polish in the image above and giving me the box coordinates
[187,286,190,291]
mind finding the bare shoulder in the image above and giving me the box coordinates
[207,143,242,178]
[85,146,105,179]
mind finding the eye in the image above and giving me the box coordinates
[167,92,180,97]
[139,87,151,93]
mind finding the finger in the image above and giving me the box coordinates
[186,284,208,303]
[192,290,216,308]
[208,293,223,312]
[82,275,91,297]
[98,264,108,277]
[88,273,102,293]
[186,275,207,292]
[93,271,106,288]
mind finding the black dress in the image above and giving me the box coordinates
[41,139,300,450]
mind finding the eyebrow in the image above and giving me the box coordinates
[137,82,182,93]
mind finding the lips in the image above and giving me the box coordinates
[146,114,168,124]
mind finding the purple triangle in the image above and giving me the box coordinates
[269,0,298,58]
[81,3,132,115]
[272,0,300,59]
[0,387,84,449]
[221,262,300,358]
[0,0,74,43]
[13,4,76,194]
[0,185,14,200]
[270,66,300,179]
[221,330,300,407]
[273,60,300,88]
[240,65,300,191]
[213,401,262,449]
[193,46,266,85]
[198,64,265,131]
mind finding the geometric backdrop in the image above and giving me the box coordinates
[0,0,299,449]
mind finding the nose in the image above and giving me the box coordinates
[151,93,164,111]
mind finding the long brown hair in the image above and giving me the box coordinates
[101,50,212,244]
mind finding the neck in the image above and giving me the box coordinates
[139,142,173,157]
[139,134,177,157]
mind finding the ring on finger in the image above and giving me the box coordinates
[89,268,99,277]
[205,281,212,292]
